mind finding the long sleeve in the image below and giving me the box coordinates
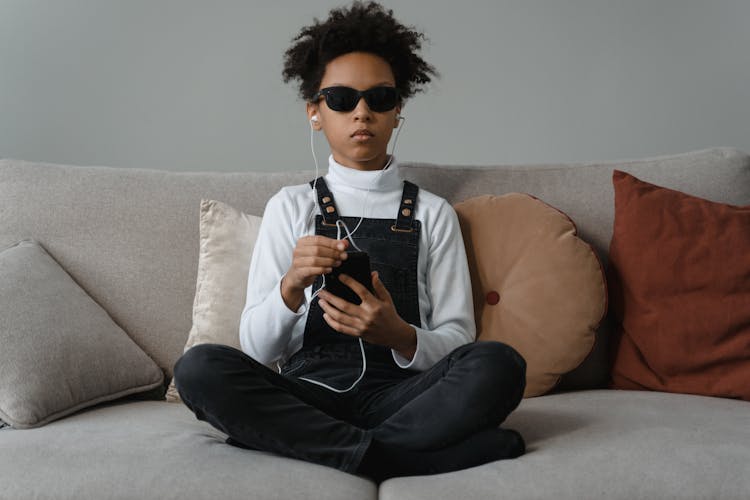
[239,190,308,365]
[238,155,476,373]
[391,199,476,371]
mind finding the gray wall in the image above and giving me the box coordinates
[1,0,748,172]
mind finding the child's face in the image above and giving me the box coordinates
[307,51,402,171]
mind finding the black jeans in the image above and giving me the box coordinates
[173,340,526,474]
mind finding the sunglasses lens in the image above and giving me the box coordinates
[321,87,398,112]
[364,87,398,112]
[325,87,359,111]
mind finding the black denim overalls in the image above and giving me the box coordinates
[280,176,422,390]
[173,175,527,475]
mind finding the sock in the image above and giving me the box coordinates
[356,427,525,482]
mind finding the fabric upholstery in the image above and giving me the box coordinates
[1,391,747,500]
[1,147,748,392]
[1,149,750,500]
[165,200,262,403]
[0,398,377,500]
[608,170,750,400]
[453,194,606,397]
[0,239,163,429]
[379,390,750,500]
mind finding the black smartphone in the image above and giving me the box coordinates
[323,251,373,305]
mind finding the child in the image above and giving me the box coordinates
[174,1,527,482]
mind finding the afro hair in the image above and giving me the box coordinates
[282,1,439,103]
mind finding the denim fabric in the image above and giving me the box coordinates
[302,213,422,355]
[173,340,526,473]
[299,177,421,392]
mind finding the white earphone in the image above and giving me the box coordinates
[295,110,407,393]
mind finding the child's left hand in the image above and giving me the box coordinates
[317,271,417,360]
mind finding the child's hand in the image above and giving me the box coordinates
[316,271,417,360]
[281,236,349,311]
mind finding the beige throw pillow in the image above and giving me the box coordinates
[454,193,607,397]
[0,239,164,428]
[165,200,262,403]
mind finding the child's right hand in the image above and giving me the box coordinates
[280,236,349,311]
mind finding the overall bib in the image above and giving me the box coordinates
[281,176,422,390]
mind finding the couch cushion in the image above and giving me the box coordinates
[165,199,262,403]
[453,193,606,397]
[608,170,750,400]
[0,239,164,429]
[2,148,748,392]
[0,398,377,500]
[402,148,750,391]
[379,390,750,500]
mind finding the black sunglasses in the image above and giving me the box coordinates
[312,86,400,112]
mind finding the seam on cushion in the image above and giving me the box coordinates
[6,376,165,429]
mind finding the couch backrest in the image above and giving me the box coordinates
[2,147,748,392]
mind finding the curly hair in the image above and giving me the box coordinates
[282,1,439,103]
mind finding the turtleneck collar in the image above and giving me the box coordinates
[326,154,403,192]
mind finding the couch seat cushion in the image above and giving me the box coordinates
[380,390,750,500]
[0,398,376,500]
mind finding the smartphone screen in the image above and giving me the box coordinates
[323,251,373,305]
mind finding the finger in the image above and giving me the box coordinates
[299,235,339,247]
[319,299,363,335]
[295,245,348,262]
[318,289,358,314]
[300,235,350,251]
[297,256,342,269]
[371,271,392,302]
[338,274,373,303]
[322,312,362,337]
[300,266,333,278]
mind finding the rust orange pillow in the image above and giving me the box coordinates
[454,193,607,397]
[608,170,750,400]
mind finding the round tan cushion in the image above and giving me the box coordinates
[454,193,607,397]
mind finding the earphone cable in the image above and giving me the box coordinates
[292,115,405,392]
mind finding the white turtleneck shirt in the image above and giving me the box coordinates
[239,154,476,372]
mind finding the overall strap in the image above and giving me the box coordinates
[308,177,339,225]
[392,180,419,232]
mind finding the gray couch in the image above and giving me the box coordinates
[1,147,748,500]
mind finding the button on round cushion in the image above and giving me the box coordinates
[454,193,607,397]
